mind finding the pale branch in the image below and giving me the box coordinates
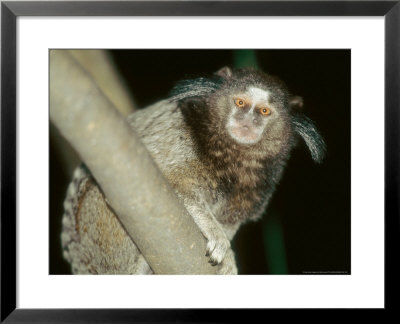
[50,50,137,177]
[50,50,218,274]
[69,50,136,117]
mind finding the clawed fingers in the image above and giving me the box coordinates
[205,238,230,265]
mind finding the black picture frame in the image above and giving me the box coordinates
[1,0,399,322]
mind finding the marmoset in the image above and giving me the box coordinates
[61,67,326,275]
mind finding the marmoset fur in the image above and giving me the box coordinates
[61,67,326,275]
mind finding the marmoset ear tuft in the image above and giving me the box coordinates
[215,66,233,79]
[292,114,326,163]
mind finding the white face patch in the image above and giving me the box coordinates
[226,87,273,145]
[246,87,270,109]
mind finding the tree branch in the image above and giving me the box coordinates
[69,50,136,117]
[50,50,217,274]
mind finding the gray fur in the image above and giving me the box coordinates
[128,100,235,271]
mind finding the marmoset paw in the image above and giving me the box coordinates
[217,249,238,275]
[206,236,230,265]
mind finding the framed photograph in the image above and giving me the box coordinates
[1,0,398,321]
[49,48,350,277]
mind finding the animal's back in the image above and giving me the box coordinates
[61,166,153,274]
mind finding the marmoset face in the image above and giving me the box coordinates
[225,86,282,145]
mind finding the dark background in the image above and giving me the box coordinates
[50,50,350,275]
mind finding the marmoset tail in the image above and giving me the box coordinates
[61,66,326,274]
